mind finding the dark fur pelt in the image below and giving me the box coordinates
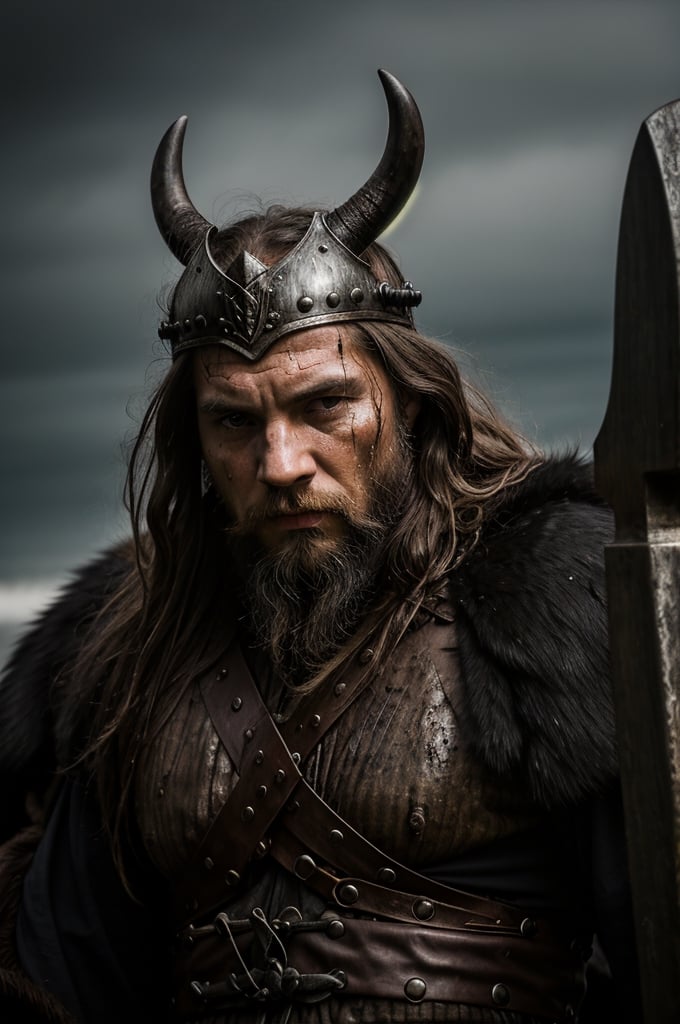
[0,455,616,832]
[0,544,133,838]
[450,453,616,807]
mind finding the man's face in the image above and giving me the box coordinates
[194,325,418,558]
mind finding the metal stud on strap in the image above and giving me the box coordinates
[336,883,359,905]
[492,983,510,1006]
[404,977,427,1002]
[294,854,317,880]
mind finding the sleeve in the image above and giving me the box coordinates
[16,777,171,1023]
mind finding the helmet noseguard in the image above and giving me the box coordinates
[151,70,424,361]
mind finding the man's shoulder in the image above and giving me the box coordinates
[465,451,610,576]
[0,542,134,798]
[450,453,616,807]
[2,541,134,689]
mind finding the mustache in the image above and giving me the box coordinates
[226,489,385,535]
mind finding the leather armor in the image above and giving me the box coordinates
[135,598,588,1023]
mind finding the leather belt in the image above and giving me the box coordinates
[174,910,586,1021]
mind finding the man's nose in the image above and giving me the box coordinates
[256,422,316,488]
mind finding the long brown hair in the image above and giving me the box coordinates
[70,207,539,877]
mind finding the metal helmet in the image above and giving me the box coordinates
[151,70,424,360]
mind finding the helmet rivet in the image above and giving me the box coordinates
[350,287,364,304]
[297,296,314,312]
[318,244,329,253]
[326,291,340,308]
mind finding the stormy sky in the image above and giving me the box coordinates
[2,0,679,662]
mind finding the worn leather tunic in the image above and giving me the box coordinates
[135,607,575,1023]
[137,610,537,876]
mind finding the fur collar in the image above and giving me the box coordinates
[451,454,616,807]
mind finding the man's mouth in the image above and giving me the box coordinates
[270,511,328,530]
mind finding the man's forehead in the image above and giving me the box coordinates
[194,327,375,390]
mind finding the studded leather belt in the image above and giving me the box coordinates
[173,907,586,1021]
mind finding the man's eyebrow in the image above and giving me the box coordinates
[291,376,362,403]
[197,397,237,415]
[198,376,363,415]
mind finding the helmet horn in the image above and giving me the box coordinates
[325,69,424,255]
[150,115,212,266]
[151,70,423,268]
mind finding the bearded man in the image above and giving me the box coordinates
[0,72,640,1023]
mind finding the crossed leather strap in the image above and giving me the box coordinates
[171,624,587,1021]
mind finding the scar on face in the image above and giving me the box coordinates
[335,333,385,458]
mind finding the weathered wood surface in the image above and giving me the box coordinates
[594,100,680,1021]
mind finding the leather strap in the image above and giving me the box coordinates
[173,914,586,1021]
[175,624,529,933]
[276,596,457,757]
[174,636,382,924]
[272,785,526,931]
[288,917,584,1018]
[174,643,302,923]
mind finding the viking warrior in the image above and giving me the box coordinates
[0,72,640,1023]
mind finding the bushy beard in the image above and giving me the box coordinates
[231,448,411,688]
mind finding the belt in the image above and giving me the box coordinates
[173,906,586,1021]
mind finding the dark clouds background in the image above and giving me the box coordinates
[2,0,679,661]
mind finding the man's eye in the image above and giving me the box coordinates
[221,412,251,428]
[312,396,344,412]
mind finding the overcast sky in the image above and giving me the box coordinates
[2,0,679,660]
